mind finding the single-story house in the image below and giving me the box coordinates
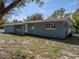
[3,17,72,39]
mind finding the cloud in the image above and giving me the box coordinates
[38,9,45,13]
[68,0,78,6]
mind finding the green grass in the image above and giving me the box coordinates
[0,29,4,32]
[0,33,79,59]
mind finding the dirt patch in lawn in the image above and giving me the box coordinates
[0,34,79,59]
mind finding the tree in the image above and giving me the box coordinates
[76,8,79,12]
[3,17,10,24]
[0,0,4,11]
[72,9,79,33]
[0,0,44,25]
[0,0,43,17]
[0,0,5,25]
[58,8,65,17]
[0,17,10,28]
[50,8,65,19]
[27,13,44,21]
[11,19,19,23]
[64,13,71,17]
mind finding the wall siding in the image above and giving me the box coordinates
[4,25,14,33]
[4,25,25,34]
[14,25,25,34]
[27,22,66,39]
[4,22,67,39]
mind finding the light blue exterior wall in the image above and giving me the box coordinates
[14,25,25,34]
[4,25,25,34]
[4,22,68,39]
[27,22,67,39]
[4,25,14,33]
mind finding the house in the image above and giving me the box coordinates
[3,17,71,39]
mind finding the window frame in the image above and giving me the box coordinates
[46,23,56,30]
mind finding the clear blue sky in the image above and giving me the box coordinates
[7,0,79,21]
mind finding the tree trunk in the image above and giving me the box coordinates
[0,0,22,18]
[0,0,22,27]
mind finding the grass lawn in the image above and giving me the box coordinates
[0,29,4,32]
[0,33,79,59]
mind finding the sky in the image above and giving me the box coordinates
[6,0,79,21]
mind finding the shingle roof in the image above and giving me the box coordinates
[27,16,70,23]
[4,16,70,26]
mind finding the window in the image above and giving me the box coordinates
[46,24,50,28]
[46,23,55,30]
[51,23,55,28]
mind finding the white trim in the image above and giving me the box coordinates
[46,23,55,30]
[25,24,28,33]
[46,28,56,30]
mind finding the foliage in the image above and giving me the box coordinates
[48,8,71,20]
[2,17,10,24]
[0,0,44,20]
[4,0,44,7]
[26,13,44,21]
[64,13,71,17]
[11,19,19,23]
[16,0,44,7]
[11,19,23,23]
[50,8,65,19]
[0,0,4,11]
[76,8,79,12]
[72,11,79,33]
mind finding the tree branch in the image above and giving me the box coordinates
[0,0,22,18]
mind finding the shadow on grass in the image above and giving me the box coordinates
[27,34,79,45]
[2,33,79,45]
